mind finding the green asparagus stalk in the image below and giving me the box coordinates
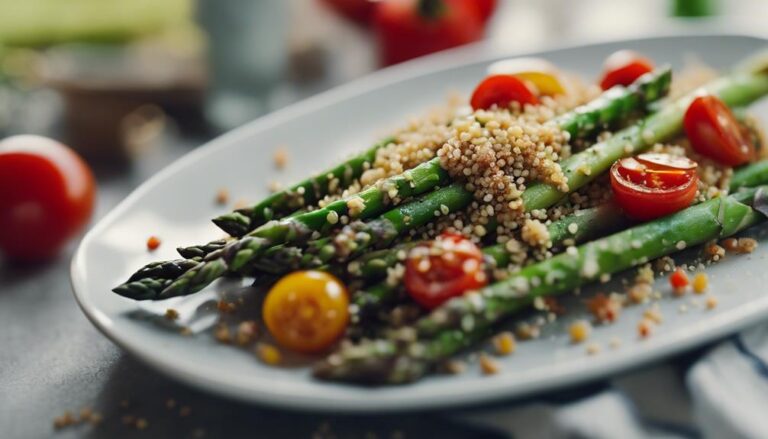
[213,136,396,237]
[315,186,768,383]
[114,70,673,300]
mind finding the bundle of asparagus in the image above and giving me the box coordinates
[115,67,673,300]
[112,50,768,386]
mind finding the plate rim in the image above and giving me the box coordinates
[71,31,768,412]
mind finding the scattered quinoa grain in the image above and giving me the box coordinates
[135,418,148,430]
[721,238,739,252]
[236,321,259,346]
[164,308,179,320]
[638,319,654,338]
[569,320,591,344]
[440,359,467,375]
[273,148,288,169]
[53,411,76,429]
[268,181,282,193]
[586,293,621,323]
[586,343,601,355]
[215,188,229,205]
[479,353,501,375]
[737,237,758,254]
[628,282,652,304]
[706,295,718,309]
[706,243,725,261]
[179,406,192,417]
[213,323,231,344]
[257,343,282,365]
[515,322,540,340]
[79,407,93,422]
[88,413,103,426]
[217,300,237,313]
[643,306,663,324]
[692,273,708,294]
[492,332,516,356]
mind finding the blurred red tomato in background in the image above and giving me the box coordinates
[319,0,496,66]
[374,0,487,66]
[0,135,96,263]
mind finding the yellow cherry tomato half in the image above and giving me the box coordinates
[487,57,566,95]
[263,270,349,354]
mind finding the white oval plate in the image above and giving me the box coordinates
[72,34,768,412]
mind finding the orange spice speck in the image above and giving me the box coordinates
[638,318,654,338]
[146,236,161,251]
[670,268,689,296]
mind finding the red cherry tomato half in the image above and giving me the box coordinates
[404,232,488,309]
[373,0,484,66]
[470,75,539,111]
[683,95,756,166]
[0,135,95,262]
[599,50,654,90]
[610,153,698,221]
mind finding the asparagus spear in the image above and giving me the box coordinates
[213,136,396,237]
[114,70,673,300]
[315,186,768,383]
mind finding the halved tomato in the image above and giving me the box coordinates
[486,57,566,96]
[470,75,539,111]
[599,50,654,90]
[683,95,756,166]
[610,153,698,221]
[404,232,487,309]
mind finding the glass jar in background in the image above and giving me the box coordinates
[197,0,288,131]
